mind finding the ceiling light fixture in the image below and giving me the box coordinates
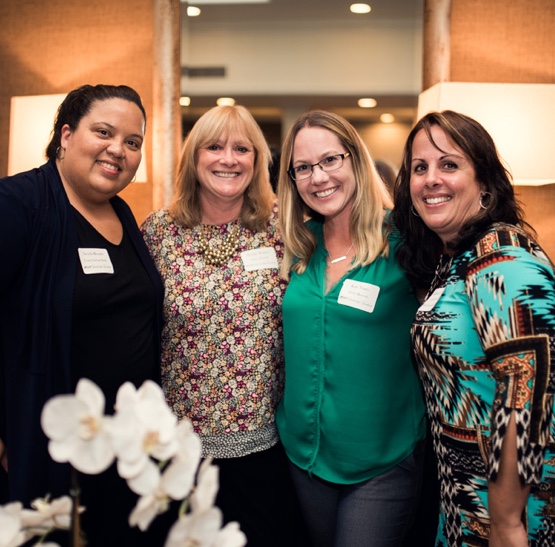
[358,98,377,108]
[350,3,371,14]
[187,6,201,16]
[380,113,395,123]
[216,97,236,106]
[179,96,191,106]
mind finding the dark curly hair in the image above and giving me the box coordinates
[392,110,531,290]
[45,84,146,161]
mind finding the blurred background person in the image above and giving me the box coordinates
[276,110,427,547]
[393,110,555,546]
[375,159,397,195]
[142,105,307,546]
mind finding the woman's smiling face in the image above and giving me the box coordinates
[58,98,144,205]
[196,131,255,209]
[291,126,355,224]
[410,125,483,245]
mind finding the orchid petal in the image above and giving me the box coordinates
[69,434,114,474]
[128,494,161,532]
[75,378,106,416]
[213,521,247,547]
[126,459,161,496]
[160,459,196,500]
[190,461,219,513]
[41,398,84,441]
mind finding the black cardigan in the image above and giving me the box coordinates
[0,160,164,504]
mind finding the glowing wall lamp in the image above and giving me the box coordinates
[8,94,148,182]
[417,82,555,186]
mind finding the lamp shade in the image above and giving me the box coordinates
[417,82,555,186]
[8,94,147,182]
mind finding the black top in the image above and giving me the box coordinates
[72,208,158,412]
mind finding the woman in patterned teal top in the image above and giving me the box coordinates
[276,110,427,547]
[393,110,555,546]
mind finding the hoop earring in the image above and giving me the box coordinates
[55,146,66,160]
[411,205,420,217]
[480,192,492,210]
[131,175,137,183]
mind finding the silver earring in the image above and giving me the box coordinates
[479,192,492,210]
[411,205,420,217]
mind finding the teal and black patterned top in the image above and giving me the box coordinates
[276,219,426,484]
[412,223,555,546]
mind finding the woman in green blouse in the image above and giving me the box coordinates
[276,110,427,547]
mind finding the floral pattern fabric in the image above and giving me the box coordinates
[412,224,555,546]
[142,208,286,458]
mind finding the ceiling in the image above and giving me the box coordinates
[184,0,423,24]
[181,0,424,125]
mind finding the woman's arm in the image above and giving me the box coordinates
[488,413,530,547]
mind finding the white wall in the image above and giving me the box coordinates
[181,18,422,96]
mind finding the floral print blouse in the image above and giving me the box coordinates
[142,207,286,458]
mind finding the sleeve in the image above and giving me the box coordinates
[0,178,33,294]
[140,211,163,260]
[465,238,555,484]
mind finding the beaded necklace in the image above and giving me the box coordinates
[197,223,240,266]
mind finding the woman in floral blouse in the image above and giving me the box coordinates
[141,105,306,546]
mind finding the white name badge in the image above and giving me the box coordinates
[337,279,380,313]
[241,247,278,271]
[418,287,445,312]
[78,248,114,274]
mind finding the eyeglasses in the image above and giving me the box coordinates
[288,152,351,181]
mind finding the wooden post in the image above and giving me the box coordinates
[153,0,182,209]
[423,0,452,90]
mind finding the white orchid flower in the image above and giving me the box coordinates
[40,378,114,474]
[128,442,200,531]
[110,381,179,483]
[20,496,72,532]
[164,507,246,547]
[0,502,26,547]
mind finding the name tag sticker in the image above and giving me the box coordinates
[419,287,445,312]
[78,248,114,274]
[241,247,278,271]
[338,279,380,313]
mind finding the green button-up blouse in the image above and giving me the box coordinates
[276,220,426,484]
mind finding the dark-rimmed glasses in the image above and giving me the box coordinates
[288,152,351,181]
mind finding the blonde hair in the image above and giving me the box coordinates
[170,105,274,231]
[278,110,393,279]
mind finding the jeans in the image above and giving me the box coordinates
[289,440,425,547]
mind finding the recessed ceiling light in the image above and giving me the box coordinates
[217,97,236,106]
[350,3,371,14]
[179,96,191,106]
[380,113,395,123]
[187,6,201,16]
[358,98,377,108]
